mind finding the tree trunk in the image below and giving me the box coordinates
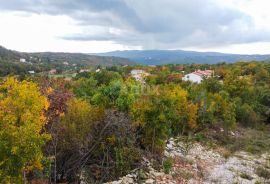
[54,145,57,184]
[23,170,27,184]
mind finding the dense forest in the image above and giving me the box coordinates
[0,61,270,183]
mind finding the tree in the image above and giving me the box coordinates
[91,79,142,111]
[223,71,250,98]
[115,79,142,112]
[201,77,222,93]
[197,91,236,130]
[39,78,73,183]
[130,85,198,153]
[91,80,123,108]
[93,70,122,85]
[0,77,50,183]
[87,110,141,182]
[59,98,104,149]
[254,67,270,84]
[72,77,98,102]
[235,100,259,127]
[55,98,104,182]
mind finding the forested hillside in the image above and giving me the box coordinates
[0,46,135,77]
[0,45,24,61]
[30,52,135,66]
[0,61,269,183]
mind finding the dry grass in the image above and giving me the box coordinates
[194,125,270,155]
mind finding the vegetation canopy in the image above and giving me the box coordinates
[0,61,269,183]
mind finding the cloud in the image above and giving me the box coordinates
[1,0,270,49]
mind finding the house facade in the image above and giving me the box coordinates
[182,70,213,83]
[20,58,26,63]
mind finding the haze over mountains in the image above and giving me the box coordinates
[97,50,270,65]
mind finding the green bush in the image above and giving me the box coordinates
[240,173,253,180]
[163,157,173,174]
[115,147,142,176]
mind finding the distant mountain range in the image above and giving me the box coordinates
[2,45,270,68]
[96,50,270,65]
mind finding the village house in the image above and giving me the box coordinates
[79,69,90,73]
[182,70,213,83]
[20,58,26,63]
[48,69,57,75]
[131,69,149,83]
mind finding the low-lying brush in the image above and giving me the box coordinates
[195,126,270,155]
[256,167,270,179]
[240,173,253,180]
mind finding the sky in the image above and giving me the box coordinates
[0,0,270,54]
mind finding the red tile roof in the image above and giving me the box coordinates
[192,70,213,77]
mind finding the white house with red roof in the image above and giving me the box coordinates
[182,70,213,83]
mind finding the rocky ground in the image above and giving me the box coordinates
[104,137,270,184]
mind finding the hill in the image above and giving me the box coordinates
[0,46,135,76]
[0,45,28,62]
[0,46,36,76]
[97,50,270,65]
[0,46,135,66]
[30,52,134,66]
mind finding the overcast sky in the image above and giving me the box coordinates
[0,0,270,54]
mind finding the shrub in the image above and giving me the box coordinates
[256,167,270,179]
[240,173,253,180]
[163,157,173,174]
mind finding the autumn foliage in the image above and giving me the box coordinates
[0,77,50,182]
[0,61,270,183]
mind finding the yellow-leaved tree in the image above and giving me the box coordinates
[0,77,50,183]
[130,84,198,154]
